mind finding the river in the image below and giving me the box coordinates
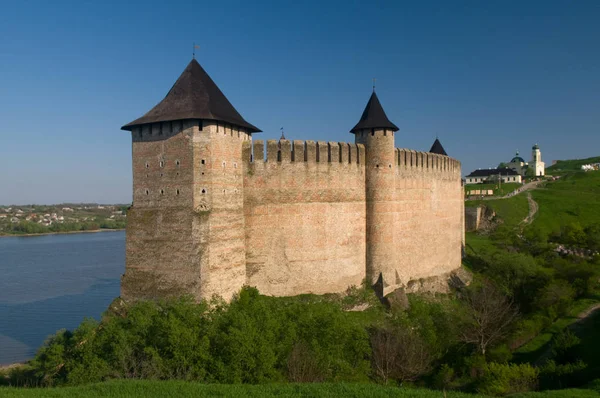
[0,231,124,365]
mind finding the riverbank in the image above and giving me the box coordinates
[0,229,125,238]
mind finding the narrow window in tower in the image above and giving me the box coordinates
[145,189,149,195]
[145,162,149,169]
[159,161,164,168]
[201,159,205,165]
[384,130,387,136]
[234,163,237,169]
[198,120,203,131]
[160,189,164,195]
[201,189,206,194]
[371,129,375,136]
[176,160,180,167]
[176,189,180,195]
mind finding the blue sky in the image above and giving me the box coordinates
[1,0,599,204]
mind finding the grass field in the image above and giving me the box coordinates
[0,381,483,398]
[531,172,600,235]
[3,380,600,397]
[465,194,530,229]
[546,156,600,176]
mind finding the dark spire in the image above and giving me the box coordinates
[122,59,261,132]
[350,92,398,133]
[429,138,448,156]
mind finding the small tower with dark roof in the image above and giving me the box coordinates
[351,91,398,294]
[429,138,448,156]
[121,58,259,302]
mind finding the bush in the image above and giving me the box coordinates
[477,362,539,396]
[540,359,588,390]
[25,288,372,386]
[550,330,581,364]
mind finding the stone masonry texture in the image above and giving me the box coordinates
[122,120,464,300]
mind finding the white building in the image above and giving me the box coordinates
[530,144,545,176]
[506,144,545,177]
[465,168,522,185]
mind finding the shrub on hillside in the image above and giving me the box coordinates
[25,287,371,386]
[476,362,538,396]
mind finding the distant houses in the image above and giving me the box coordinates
[581,163,600,171]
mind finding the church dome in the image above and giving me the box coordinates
[510,151,525,163]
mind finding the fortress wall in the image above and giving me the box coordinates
[123,120,201,300]
[192,121,252,300]
[391,149,463,289]
[242,139,367,296]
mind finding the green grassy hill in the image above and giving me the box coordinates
[546,156,600,175]
[531,171,600,235]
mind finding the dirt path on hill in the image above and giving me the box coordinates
[522,193,539,225]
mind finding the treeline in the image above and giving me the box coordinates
[5,219,126,235]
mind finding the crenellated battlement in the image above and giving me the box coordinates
[396,148,461,177]
[243,140,365,166]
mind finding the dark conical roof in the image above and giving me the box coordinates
[429,138,448,156]
[350,92,398,133]
[122,59,260,132]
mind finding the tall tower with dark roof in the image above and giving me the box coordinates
[121,59,259,301]
[351,91,399,294]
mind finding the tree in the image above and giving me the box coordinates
[525,167,535,178]
[370,327,433,384]
[498,162,508,169]
[459,282,519,356]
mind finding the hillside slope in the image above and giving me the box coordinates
[546,156,600,175]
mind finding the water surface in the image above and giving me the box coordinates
[0,231,124,365]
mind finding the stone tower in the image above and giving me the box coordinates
[120,59,260,301]
[351,92,399,296]
[530,144,545,176]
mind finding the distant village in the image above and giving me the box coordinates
[465,144,546,186]
[0,204,128,235]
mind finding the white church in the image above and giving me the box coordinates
[465,144,545,185]
[507,144,545,177]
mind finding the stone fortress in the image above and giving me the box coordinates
[120,59,464,301]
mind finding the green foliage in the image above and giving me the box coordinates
[539,360,588,390]
[550,330,581,364]
[477,362,539,396]
[20,288,371,387]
